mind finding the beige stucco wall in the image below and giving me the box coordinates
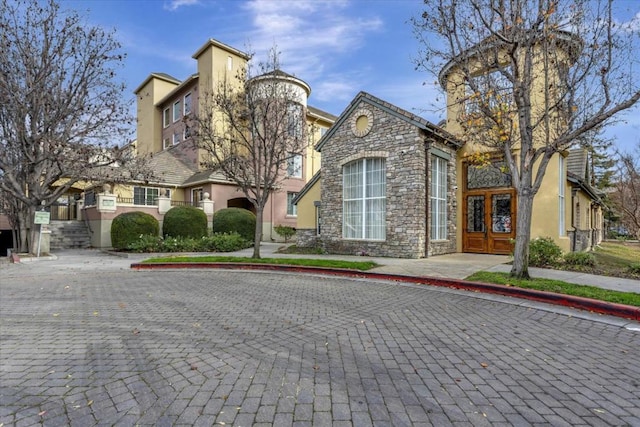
[135,77,180,155]
[295,178,321,230]
[445,40,575,253]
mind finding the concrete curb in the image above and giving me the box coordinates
[130,262,640,322]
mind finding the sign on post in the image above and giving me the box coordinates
[34,211,51,225]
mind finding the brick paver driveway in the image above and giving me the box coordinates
[1,260,639,426]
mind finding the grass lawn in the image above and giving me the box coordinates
[587,241,640,278]
[466,271,640,307]
[141,255,379,271]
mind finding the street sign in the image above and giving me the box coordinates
[34,211,50,225]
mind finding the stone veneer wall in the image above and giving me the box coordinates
[427,141,458,256]
[320,101,429,258]
[296,228,319,248]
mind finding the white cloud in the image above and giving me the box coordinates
[241,0,383,79]
[618,11,640,33]
[164,0,200,12]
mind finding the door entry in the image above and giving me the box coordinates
[463,190,515,254]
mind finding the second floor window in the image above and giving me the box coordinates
[465,66,513,114]
[163,108,170,128]
[184,93,192,115]
[287,154,302,178]
[287,192,298,216]
[173,100,181,122]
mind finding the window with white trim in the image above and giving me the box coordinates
[183,125,191,140]
[173,131,180,145]
[287,192,298,216]
[430,156,448,240]
[184,93,192,115]
[287,154,302,178]
[163,108,170,128]
[343,158,386,240]
[133,187,159,206]
[163,137,171,149]
[559,155,566,236]
[173,100,181,122]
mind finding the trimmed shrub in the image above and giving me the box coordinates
[162,206,208,239]
[274,225,296,242]
[529,237,562,267]
[563,251,596,267]
[212,208,256,241]
[111,211,159,250]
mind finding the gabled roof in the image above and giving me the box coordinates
[146,149,198,186]
[182,169,235,187]
[192,38,251,61]
[292,171,321,205]
[314,91,462,152]
[133,72,181,95]
[566,148,588,180]
[566,149,602,204]
[307,106,337,123]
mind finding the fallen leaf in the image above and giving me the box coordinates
[93,311,99,316]
[480,362,489,368]
[132,328,140,335]
[190,364,198,371]
[87,400,93,407]
[593,408,606,413]
[52,313,60,317]
[38,411,47,416]
[118,302,127,309]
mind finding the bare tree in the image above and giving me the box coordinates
[610,142,640,239]
[0,0,146,253]
[413,0,640,278]
[189,48,310,258]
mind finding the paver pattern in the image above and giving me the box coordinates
[1,263,639,426]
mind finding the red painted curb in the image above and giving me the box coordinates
[130,262,640,322]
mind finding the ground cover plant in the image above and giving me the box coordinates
[142,256,378,271]
[125,233,250,253]
[466,271,640,307]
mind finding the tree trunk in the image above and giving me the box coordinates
[253,207,263,259]
[510,189,535,279]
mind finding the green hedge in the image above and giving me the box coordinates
[162,205,208,239]
[212,208,256,241]
[111,211,159,250]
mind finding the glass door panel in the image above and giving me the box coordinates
[467,195,485,232]
[491,194,512,233]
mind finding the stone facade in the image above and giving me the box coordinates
[296,228,319,248]
[316,93,460,258]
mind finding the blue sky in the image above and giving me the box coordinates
[64,0,639,152]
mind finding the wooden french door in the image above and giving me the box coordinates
[463,189,516,254]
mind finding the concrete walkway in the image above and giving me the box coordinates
[225,243,640,295]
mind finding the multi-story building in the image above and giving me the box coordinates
[78,38,335,248]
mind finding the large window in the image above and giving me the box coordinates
[431,156,447,240]
[559,155,566,236]
[287,154,302,178]
[133,187,159,206]
[287,192,297,216]
[343,158,386,240]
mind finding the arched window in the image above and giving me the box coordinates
[343,158,386,240]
